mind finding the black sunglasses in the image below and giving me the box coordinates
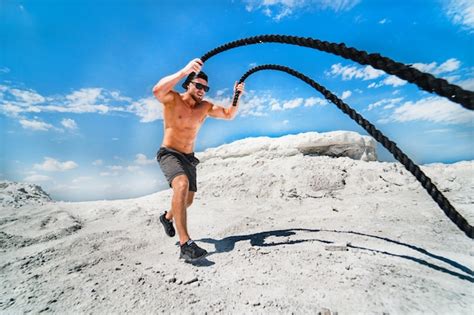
[190,81,210,92]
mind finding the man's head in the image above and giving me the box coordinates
[183,71,209,103]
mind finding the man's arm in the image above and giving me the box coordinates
[208,82,245,120]
[152,58,203,103]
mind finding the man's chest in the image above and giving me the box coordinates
[165,103,208,126]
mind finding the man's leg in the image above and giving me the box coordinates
[165,191,194,220]
[168,175,191,245]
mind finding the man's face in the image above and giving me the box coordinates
[188,78,209,102]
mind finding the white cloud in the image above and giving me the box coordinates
[34,157,78,172]
[92,159,103,166]
[304,96,328,107]
[222,91,329,115]
[24,174,52,182]
[368,97,404,111]
[2,103,27,116]
[329,63,385,81]
[127,166,141,172]
[282,97,304,109]
[457,77,474,90]
[333,58,463,90]
[215,88,229,97]
[0,67,10,74]
[411,58,461,75]
[61,88,109,114]
[211,92,267,116]
[99,172,118,177]
[10,88,45,104]
[341,90,352,100]
[382,75,407,87]
[0,85,136,122]
[243,0,361,20]
[107,165,123,171]
[444,0,474,32]
[66,88,102,105]
[134,153,155,165]
[368,82,378,88]
[61,118,78,130]
[388,97,474,124]
[436,58,461,73]
[283,119,289,125]
[368,75,407,89]
[270,99,282,111]
[128,97,163,122]
[378,18,389,24]
[110,91,132,102]
[72,176,93,184]
[424,128,452,134]
[19,119,54,131]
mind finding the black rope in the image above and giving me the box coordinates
[230,64,473,239]
[194,35,473,110]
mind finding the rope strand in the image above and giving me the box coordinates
[196,35,473,110]
[231,64,473,239]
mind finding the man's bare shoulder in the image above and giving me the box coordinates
[162,90,181,105]
[201,100,214,111]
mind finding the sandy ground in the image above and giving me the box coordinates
[1,132,473,314]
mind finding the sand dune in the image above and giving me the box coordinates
[1,131,473,314]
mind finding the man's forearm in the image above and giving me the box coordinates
[153,58,203,96]
[153,70,186,95]
[228,95,241,119]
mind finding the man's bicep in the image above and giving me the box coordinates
[208,104,229,119]
[155,89,175,104]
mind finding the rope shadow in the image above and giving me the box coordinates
[197,228,474,282]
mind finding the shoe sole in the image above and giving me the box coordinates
[180,252,208,262]
[159,216,176,237]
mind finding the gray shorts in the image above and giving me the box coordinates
[156,146,200,192]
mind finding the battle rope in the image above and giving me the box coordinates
[187,35,473,238]
[194,34,474,110]
[229,64,473,239]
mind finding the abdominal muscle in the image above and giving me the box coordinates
[162,126,199,154]
[161,93,209,154]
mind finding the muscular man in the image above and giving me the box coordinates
[152,58,245,262]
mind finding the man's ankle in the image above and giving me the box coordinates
[180,238,191,246]
[165,211,173,221]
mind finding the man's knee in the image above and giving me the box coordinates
[172,175,189,192]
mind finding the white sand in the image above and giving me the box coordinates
[1,131,473,314]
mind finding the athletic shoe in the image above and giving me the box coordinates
[180,240,208,262]
[159,211,175,237]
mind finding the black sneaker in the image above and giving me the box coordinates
[180,240,208,262]
[159,211,175,237]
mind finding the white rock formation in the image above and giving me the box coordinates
[198,131,377,162]
[0,181,52,208]
[1,131,473,314]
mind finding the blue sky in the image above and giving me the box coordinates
[1,0,473,201]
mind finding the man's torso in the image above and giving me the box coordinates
[162,91,211,153]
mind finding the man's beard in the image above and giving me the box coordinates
[191,93,202,103]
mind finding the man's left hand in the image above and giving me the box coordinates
[234,82,245,96]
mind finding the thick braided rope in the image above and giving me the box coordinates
[231,64,473,239]
[198,35,474,110]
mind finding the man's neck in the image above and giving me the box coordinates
[182,93,198,108]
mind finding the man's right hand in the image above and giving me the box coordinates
[181,58,203,76]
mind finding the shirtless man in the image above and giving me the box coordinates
[152,58,245,261]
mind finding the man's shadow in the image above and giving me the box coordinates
[196,228,474,282]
